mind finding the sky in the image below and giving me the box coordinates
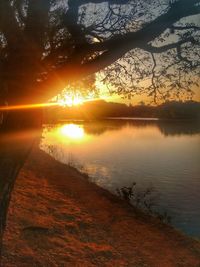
[55,1,200,106]
[95,76,200,105]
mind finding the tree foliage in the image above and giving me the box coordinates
[0,0,199,255]
[0,0,199,106]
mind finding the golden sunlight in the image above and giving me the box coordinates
[57,94,84,107]
[54,83,114,108]
[60,124,84,139]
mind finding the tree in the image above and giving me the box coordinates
[0,0,199,255]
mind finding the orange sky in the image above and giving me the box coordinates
[95,79,200,105]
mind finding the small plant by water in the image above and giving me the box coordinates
[116,182,171,224]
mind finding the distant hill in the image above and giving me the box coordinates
[44,100,200,121]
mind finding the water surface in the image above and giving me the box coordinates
[40,119,200,238]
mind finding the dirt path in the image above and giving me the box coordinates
[2,146,200,266]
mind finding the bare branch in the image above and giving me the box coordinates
[75,0,130,6]
[81,0,200,56]
[143,37,198,53]
[171,25,200,31]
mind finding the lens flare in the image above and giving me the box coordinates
[0,102,57,111]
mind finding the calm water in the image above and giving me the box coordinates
[40,119,200,238]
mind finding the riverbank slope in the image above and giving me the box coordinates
[2,146,200,266]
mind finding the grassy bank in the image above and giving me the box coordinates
[2,146,200,266]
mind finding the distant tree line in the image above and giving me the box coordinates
[45,100,200,121]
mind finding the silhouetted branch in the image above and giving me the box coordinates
[33,0,200,101]
[144,37,199,53]
[0,0,22,49]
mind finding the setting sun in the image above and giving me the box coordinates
[53,84,114,108]
[57,94,84,107]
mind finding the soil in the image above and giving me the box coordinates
[2,145,200,266]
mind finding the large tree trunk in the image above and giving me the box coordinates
[0,109,42,258]
[0,1,51,262]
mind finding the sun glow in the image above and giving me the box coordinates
[60,124,84,139]
[56,92,114,107]
[54,84,113,107]
[57,93,84,107]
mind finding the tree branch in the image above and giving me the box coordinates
[24,0,51,53]
[74,0,130,6]
[171,25,200,31]
[9,0,200,103]
[143,37,198,53]
[31,0,200,101]
[0,0,22,49]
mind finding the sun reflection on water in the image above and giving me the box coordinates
[59,124,84,140]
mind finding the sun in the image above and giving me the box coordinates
[53,85,112,108]
[57,93,84,107]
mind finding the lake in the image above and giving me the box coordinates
[40,119,200,238]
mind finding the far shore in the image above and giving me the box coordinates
[2,145,200,266]
[57,116,200,122]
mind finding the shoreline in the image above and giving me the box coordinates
[2,145,200,266]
